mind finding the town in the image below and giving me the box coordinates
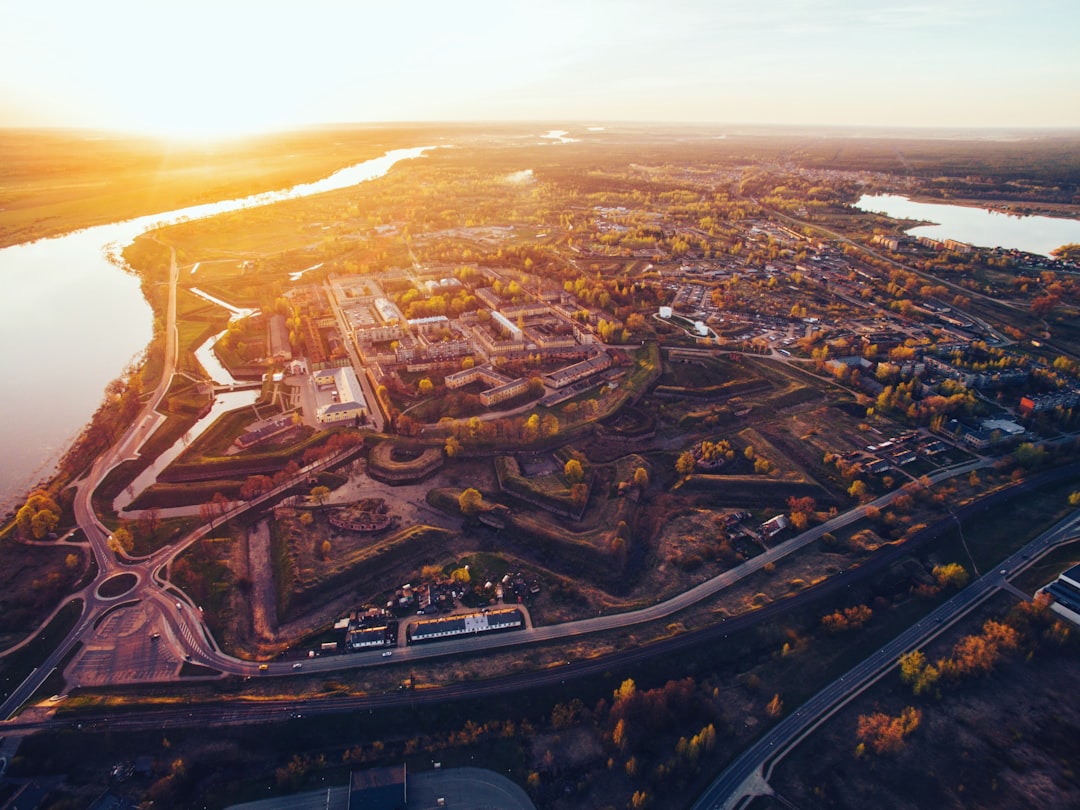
[2,125,1080,810]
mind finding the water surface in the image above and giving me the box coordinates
[854,194,1080,257]
[0,146,432,514]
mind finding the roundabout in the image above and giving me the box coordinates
[96,572,138,600]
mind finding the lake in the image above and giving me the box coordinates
[854,194,1080,257]
[0,146,432,515]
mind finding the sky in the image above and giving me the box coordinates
[1,0,1078,136]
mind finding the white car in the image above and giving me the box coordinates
[292,662,303,669]
[381,650,393,657]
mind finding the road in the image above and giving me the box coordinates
[691,509,1080,810]
[323,277,385,433]
[0,416,1007,719]
[0,466,1074,745]
[0,245,1070,735]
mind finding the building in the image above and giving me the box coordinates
[1019,389,1080,415]
[543,351,613,389]
[348,765,406,810]
[1040,563,1080,627]
[408,608,525,644]
[315,366,369,424]
[268,314,292,362]
[760,514,789,538]
[347,624,391,650]
[233,413,296,451]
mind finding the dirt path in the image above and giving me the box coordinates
[246,521,277,641]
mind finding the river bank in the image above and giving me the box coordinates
[0,144,436,517]
[0,126,448,249]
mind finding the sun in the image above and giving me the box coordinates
[122,100,295,142]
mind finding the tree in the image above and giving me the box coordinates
[848,480,868,499]
[418,378,434,396]
[856,707,921,755]
[240,475,274,500]
[16,490,61,539]
[458,487,483,516]
[933,562,969,589]
[765,693,783,719]
[110,526,134,555]
[540,413,559,438]
[65,552,80,570]
[570,482,588,508]
[523,413,540,441]
[320,540,332,561]
[310,486,331,507]
[898,650,940,696]
[564,459,585,484]
[676,450,696,477]
[633,466,649,489]
[613,718,628,751]
[31,510,60,540]
[444,436,462,458]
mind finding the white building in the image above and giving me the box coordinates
[315,366,369,424]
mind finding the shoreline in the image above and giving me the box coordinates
[891,191,1080,224]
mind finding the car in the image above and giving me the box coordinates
[176,602,183,610]
[184,654,192,661]
[381,650,393,657]
[292,662,303,669]
[150,632,160,640]
[999,569,1008,576]
[258,664,269,671]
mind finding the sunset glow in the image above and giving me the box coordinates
[2,0,1079,134]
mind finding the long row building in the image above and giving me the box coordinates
[406,607,525,644]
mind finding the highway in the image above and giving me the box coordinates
[691,509,1080,810]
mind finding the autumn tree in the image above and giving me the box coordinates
[822,604,873,634]
[240,475,274,500]
[570,483,588,508]
[564,458,585,484]
[765,693,783,719]
[418,378,434,396]
[444,436,462,458]
[458,487,483,516]
[320,540,332,561]
[110,525,134,555]
[856,707,921,755]
[933,562,969,589]
[632,466,649,488]
[16,490,61,540]
[676,450,696,477]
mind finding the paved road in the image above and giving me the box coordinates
[691,509,1080,810]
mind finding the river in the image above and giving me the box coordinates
[0,146,433,516]
[854,194,1080,257]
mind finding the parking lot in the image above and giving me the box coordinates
[67,601,182,686]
